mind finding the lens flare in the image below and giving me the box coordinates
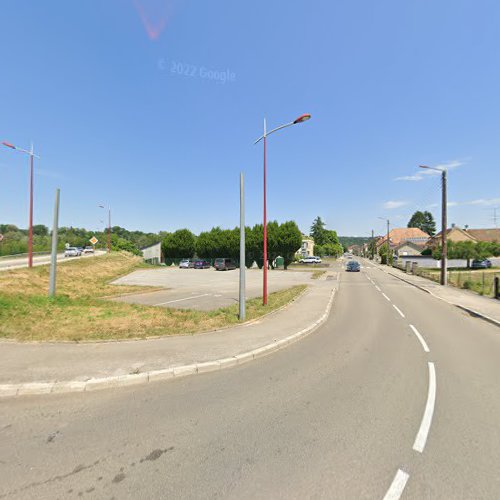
[133,0,174,40]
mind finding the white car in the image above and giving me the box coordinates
[179,259,192,269]
[64,247,79,257]
[83,246,94,254]
[300,256,322,264]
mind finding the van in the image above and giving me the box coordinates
[214,258,236,271]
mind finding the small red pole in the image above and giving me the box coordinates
[28,153,34,268]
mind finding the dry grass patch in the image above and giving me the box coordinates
[0,253,307,341]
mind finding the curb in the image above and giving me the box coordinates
[383,268,500,329]
[0,288,336,399]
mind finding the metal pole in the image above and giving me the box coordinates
[263,118,268,305]
[441,170,447,285]
[108,206,111,253]
[386,220,390,265]
[28,151,34,268]
[239,172,246,320]
[371,229,374,259]
[49,188,60,297]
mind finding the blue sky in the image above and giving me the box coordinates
[1,0,499,238]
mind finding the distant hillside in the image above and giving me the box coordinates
[338,236,371,248]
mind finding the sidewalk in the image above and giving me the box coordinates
[0,279,337,397]
[373,261,500,326]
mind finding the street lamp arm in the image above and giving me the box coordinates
[254,121,296,144]
[419,164,445,173]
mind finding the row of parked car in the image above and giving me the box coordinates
[179,258,237,271]
[64,246,94,257]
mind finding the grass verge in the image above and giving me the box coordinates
[0,253,307,341]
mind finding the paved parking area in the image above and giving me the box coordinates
[111,267,321,310]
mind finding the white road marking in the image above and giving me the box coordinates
[382,293,391,302]
[413,362,436,453]
[409,325,430,353]
[155,293,211,306]
[375,286,381,291]
[392,304,405,318]
[383,469,410,500]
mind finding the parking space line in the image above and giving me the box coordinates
[382,293,391,302]
[155,294,211,306]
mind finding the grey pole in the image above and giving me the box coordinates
[239,172,246,321]
[441,169,448,286]
[49,188,60,297]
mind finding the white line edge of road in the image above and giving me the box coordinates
[409,324,430,353]
[383,469,410,500]
[155,293,211,306]
[413,361,437,453]
[392,304,405,318]
[0,288,337,399]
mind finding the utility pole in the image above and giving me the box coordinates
[441,169,447,286]
[371,229,374,260]
[239,172,246,321]
[49,188,60,297]
[386,220,390,266]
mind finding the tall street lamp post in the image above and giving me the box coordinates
[378,217,390,265]
[254,113,311,305]
[99,205,111,253]
[2,141,39,268]
[420,165,447,286]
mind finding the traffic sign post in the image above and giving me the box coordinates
[89,236,98,254]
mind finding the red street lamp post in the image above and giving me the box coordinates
[254,113,311,305]
[2,141,39,268]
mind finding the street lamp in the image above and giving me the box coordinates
[98,205,111,253]
[254,113,311,305]
[378,217,391,265]
[2,141,39,268]
[420,165,448,286]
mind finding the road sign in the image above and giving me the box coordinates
[89,236,98,245]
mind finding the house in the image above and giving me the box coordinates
[141,241,163,265]
[376,228,430,251]
[429,226,500,246]
[393,240,425,257]
[296,238,315,258]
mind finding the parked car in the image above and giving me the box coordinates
[346,260,361,272]
[64,247,80,257]
[214,257,236,271]
[83,246,94,254]
[76,247,83,255]
[300,256,321,264]
[471,259,492,269]
[194,260,211,269]
[179,259,193,269]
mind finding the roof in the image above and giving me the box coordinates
[393,240,425,252]
[466,228,500,243]
[376,227,430,248]
[140,241,162,251]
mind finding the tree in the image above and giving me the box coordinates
[408,210,436,236]
[162,229,196,259]
[310,216,326,245]
[276,221,302,269]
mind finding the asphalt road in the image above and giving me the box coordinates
[0,251,106,271]
[1,260,500,498]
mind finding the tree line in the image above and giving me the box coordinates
[431,240,500,267]
[162,221,303,269]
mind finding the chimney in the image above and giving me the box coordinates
[451,223,456,229]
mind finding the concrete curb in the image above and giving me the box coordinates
[0,288,336,399]
[382,267,500,329]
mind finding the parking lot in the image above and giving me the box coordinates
[111,267,324,310]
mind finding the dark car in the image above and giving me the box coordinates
[471,259,492,269]
[214,257,236,271]
[346,260,361,272]
[194,260,211,269]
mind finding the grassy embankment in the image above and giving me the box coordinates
[0,253,306,342]
[416,267,499,297]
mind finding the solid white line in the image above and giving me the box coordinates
[409,325,430,353]
[155,293,211,306]
[382,293,391,302]
[393,304,405,318]
[413,362,436,453]
[383,469,410,500]
[375,285,381,291]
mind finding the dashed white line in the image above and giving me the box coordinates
[383,469,410,500]
[375,286,381,291]
[155,293,211,305]
[413,362,437,453]
[382,293,391,302]
[392,304,405,318]
[409,325,430,353]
